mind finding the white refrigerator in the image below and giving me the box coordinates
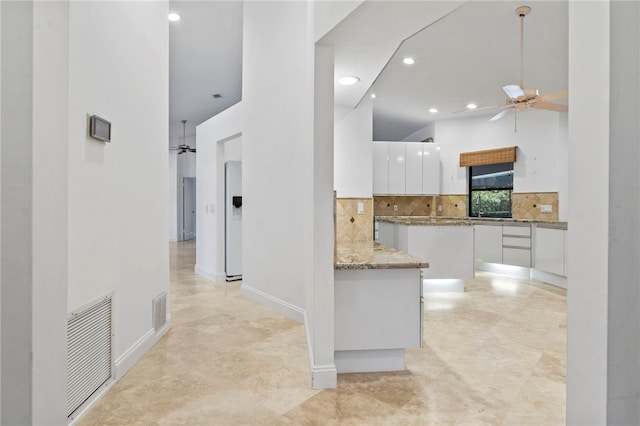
[225,161,242,280]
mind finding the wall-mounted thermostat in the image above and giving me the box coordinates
[89,115,111,142]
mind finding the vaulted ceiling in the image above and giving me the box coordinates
[168,1,568,144]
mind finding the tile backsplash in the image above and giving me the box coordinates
[373,192,559,221]
[512,192,559,221]
[373,195,467,217]
[437,195,467,217]
[336,198,373,243]
[374,196,436,216]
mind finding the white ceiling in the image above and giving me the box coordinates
[168,1,243,145]
[168,0,568,144]
[369,0,568,141]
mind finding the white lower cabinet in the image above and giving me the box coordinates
[502,224,531,268]
[503,247,532,268]
[474,224,502,264]
[534,226,566,276]
[334,268,422,373]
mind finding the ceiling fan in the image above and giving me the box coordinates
[457,5,568,124]
[170,120,196,154]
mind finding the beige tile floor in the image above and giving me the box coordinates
[79,240,566,425]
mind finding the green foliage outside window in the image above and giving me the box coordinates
[469,189,512,218]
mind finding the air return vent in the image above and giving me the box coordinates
[66,296,113,419]
[152,292,167,332]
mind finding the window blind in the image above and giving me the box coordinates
[459,146,517,167]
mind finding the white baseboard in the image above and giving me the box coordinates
[531,269,567,289]
[304,311,337,389]
[240,284,304,323]
[335,349,405,373]
[69,316,171,425]
[194,264,225,282]
[115,315,172,379]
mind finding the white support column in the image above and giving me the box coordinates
[310,42,337,388]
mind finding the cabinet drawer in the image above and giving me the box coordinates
[503,236,531,248]
[503,225,531,237]
[503,247,531,268]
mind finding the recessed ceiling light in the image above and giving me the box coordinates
[338,76,360,86]
[467,103,478,110]
[371,93,377,99]
[168,12,181,21]
[429,108,438,113]
[403,57,415,65]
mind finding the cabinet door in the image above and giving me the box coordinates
[388,143,406,194]
[405,143,423,195]
[474,225,502,264]
[503,247,531,268]
[422,144,440,195]
[372,142,389,194]
[534,227,565,276]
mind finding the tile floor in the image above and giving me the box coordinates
[79,240,566,425]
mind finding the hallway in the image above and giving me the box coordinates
[79,241,565,425]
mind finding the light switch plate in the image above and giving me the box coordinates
[357,202,364,215]
[540,204,552,213]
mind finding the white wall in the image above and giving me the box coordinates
[1,2,36,421]
[566,1,609,423]
[241,1,314,316]
[435,111,566,219]
[402,122,435,142]
[0,2,3,419]
[334,97,373,198]
[1,2,169,423]
[607,3,640,423]
[314,1,363,41]
[196,102,244,281]
[67,2,170,366]
[169,152,178,241]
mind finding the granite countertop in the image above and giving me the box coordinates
[376,215,568,228]
[376,216,473,226]
[335,242,429,270]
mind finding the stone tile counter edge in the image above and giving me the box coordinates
[376,216,473,226]
[376,215,567,228]
[335,242,429,270]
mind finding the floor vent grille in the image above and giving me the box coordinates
[66,295,113,418]
[152,292,167,332]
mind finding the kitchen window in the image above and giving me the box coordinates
[468,162,513,218]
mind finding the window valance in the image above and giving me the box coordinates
[459,146,517,167]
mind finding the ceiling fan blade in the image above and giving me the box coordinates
[453,104,508,114]
[178,150,185,155]
[489,109,511,121]
[539,90,568,101]
[532,101,568,112]
[503,85,525,100]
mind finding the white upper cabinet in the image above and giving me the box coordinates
[388,143,406,194]
[405,143,423,195]
[372,142,441,195]
[372,142,389,194]
[421,144,440,195]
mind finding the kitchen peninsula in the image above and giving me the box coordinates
[334,241,427,373]
[376,216,475,292]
